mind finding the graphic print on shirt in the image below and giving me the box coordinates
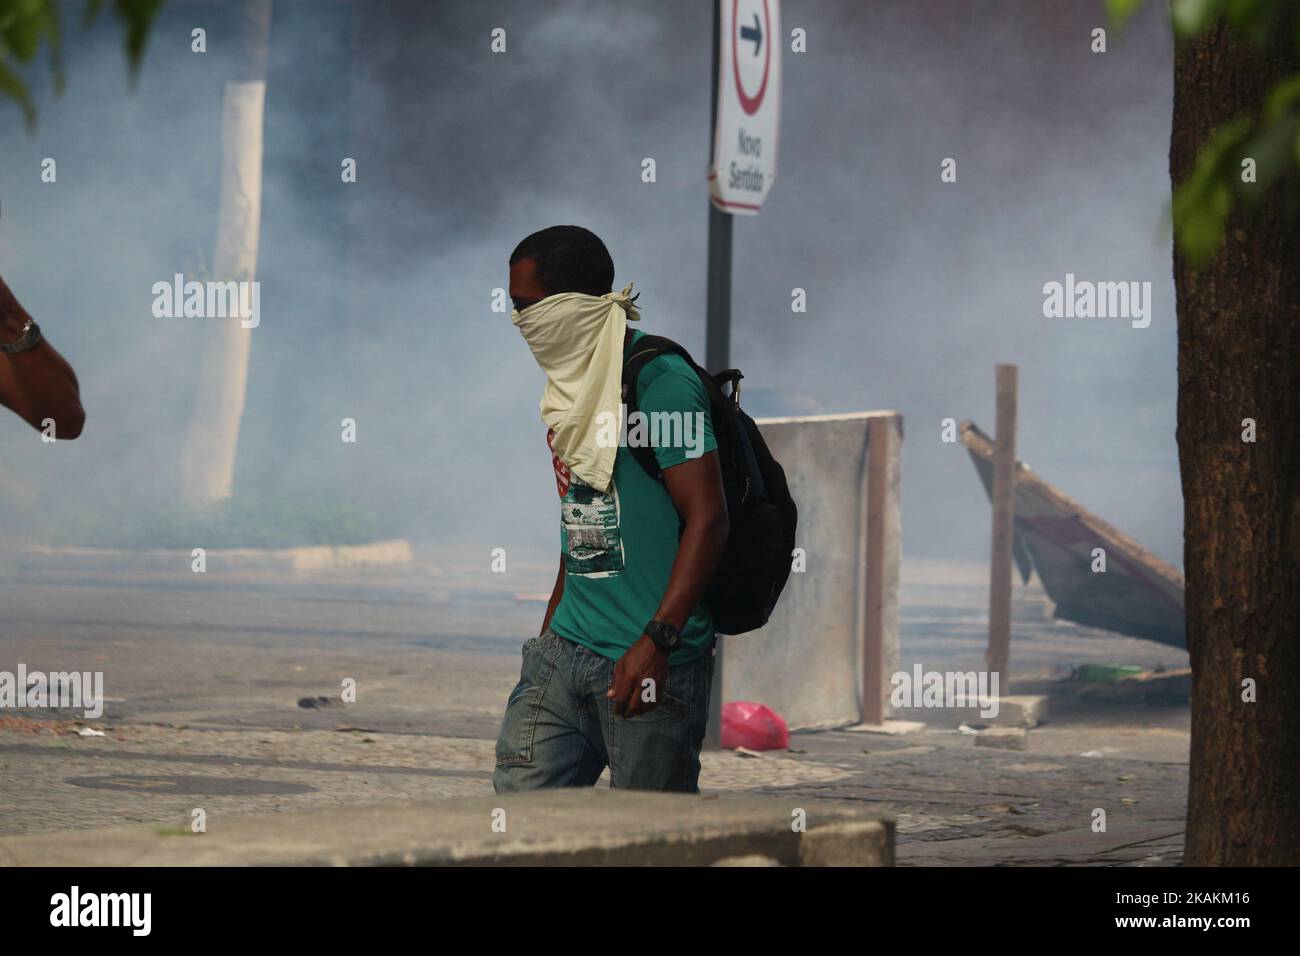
[548,429,624,578]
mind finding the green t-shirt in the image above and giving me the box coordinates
[547,330,717,664]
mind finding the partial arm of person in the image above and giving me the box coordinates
[649,452,730,631]
[540,554,565,636]
[0,275,86,439]
[608,450,729,718]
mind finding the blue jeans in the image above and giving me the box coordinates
[493,628,714,793]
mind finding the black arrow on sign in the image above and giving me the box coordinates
[740,14,762,55]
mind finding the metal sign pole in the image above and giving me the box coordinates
[706,206,733,374]
[704,0,732,750]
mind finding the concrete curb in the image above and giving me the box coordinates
[16,538,414,574]
[846,720,928,736]
[0,790,894,867]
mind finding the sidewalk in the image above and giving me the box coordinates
[0,715,1186,865]
[0,789,894,867]
[0,553,1188,865]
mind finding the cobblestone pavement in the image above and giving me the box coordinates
[0,562,1189,865]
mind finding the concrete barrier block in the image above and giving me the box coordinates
[723,412,903,730]
[799,820,895,867]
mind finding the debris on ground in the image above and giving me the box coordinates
[721,701,790,751]
[297,696,340,709]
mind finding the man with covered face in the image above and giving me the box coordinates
[493,225,729,793]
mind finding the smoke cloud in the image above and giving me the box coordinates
[0,0,1179,575]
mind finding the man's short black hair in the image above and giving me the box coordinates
[509,225,614,298]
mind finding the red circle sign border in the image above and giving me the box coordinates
[732,0,771,116]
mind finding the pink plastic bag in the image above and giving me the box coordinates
[721,701,790,751]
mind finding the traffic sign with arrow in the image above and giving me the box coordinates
[709,0,782,214]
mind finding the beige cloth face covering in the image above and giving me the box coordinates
[512,284,641,492]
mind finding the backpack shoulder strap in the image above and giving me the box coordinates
[621,334,693,481]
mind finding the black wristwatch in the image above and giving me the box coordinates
[0,318,41,354]
[644,619,681,653]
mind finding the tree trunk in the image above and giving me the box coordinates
[179,0,272,503]
[1172,17,1300,865]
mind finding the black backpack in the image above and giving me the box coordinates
[621,335,798,635]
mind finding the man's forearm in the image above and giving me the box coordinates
[0,281,86,437]
[650,512,729,630]
[1,296,27,339]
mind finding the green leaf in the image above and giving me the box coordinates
[0,0,56,63]
[1225,0,1275,45]
[1266,72,1300,119]
[43,0,62,95]
[0,57,36,130]
[82,0,106,26]
[1107,0,1145,28]
[1171,0,1229,39]
[114,0,165,80]
[5,0,164,130]
[1237,116,1300,208]
[2,12,43,61]
[1174,177,1233,263]
[1173,116,1253,263]
[78,0,160,81]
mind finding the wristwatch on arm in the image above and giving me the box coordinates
[1,318,42,354]
[644,619,682,653]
